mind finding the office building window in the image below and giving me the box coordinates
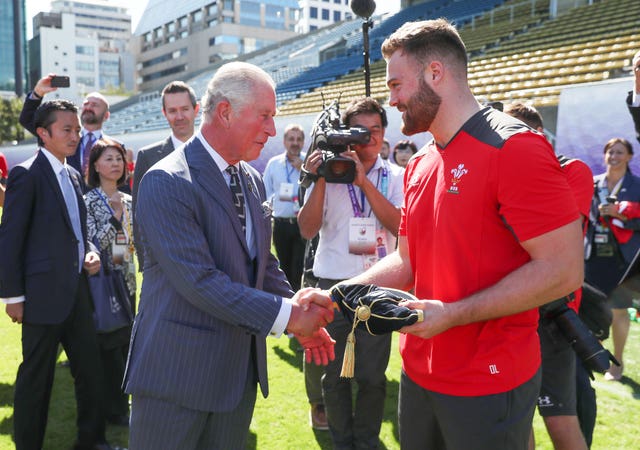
[76,45,94,55]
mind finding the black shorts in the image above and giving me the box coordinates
[537,317,577,417]
[399,369,540,450]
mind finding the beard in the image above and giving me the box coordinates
[400,77,441,136]
[81,110,102,125]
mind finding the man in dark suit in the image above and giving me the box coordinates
[19,75,125,191]
[132,81,199,270]
[0,100,112,450]
[124,62,335,450]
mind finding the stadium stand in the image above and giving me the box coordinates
[106,0,639,133]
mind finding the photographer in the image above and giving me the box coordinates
[298,97,404,449]
[585,137,640,381]
[505,102,592,450]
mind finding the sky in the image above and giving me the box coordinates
[25,0,399,38]
[25,0,147,38]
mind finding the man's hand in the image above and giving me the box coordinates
[84,251,101,275]
[6,303,24,324]
[296,327,336,365]
[302,149,324,176]
[287,288,335,337]
[340,149,367,187]
[33,74,60,98]
[398,299,454,339]
[293,287,334,311]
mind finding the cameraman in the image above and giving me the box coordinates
[298,97,404,449]
[505,103,593,450]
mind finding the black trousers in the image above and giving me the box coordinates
[272,217,306,291]
[13,274,106,450]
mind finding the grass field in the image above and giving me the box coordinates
[0,198,638,449]
[0,306,638,449]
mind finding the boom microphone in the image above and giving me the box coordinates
[350,0,376,19]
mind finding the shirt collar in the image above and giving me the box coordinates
[170,133,185,150]
[83,129,102,140]
[195,130,238,173]
[40,147,67,175]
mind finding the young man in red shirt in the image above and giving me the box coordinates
[342,19,584,449]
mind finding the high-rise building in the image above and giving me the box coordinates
[133,0,304,92]
[29,0,134,104]
[296,0,353,33]
[0,0,27,96]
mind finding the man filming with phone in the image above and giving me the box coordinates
[20,74,126,191]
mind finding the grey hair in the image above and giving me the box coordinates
[200,62,275,121]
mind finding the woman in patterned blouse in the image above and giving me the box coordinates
[85,138,136,427]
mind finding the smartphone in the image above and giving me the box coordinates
[50,75,70,88]
[606,195,618,204]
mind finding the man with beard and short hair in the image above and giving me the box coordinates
[19,75,125,190]
[334,19,584,449]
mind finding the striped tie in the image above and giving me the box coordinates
[82,132,95,177]
[226,165,246,233]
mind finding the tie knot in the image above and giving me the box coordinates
[226,165,238,176]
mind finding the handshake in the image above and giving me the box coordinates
[286,287,337,366]
[285,284,426,369]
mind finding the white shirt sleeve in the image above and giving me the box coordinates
[269,297,293,337]
[2,296,25,304]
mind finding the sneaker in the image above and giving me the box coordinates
[309,403,329,430]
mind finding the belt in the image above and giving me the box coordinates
[273,217,297,224]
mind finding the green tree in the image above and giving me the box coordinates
[0,97,25,145]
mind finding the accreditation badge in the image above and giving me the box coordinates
[279,182,294,201]
[112,230,128,265]
[594,233,608,244]
[348,217,376,255]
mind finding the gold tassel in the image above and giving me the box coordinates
[340,330,356,378]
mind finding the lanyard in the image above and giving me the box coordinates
[96,189,130,243]
[347,164,389,217]
[285,158,295,184]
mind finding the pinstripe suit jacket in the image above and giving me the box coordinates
[123,136,293,412]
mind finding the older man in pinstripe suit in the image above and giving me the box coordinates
[124,62,335,450]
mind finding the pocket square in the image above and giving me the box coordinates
[261,201,273,218]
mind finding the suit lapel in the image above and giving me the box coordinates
[157,136,174,159]
[36,152,76,233]
[186,139,250,255]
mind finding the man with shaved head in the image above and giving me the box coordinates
[20,75,126,189]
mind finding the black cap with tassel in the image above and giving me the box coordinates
[329,284,423,378]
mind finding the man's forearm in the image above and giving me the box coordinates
[346,237,414,290]
[448,220,584,327]
[297,179,326,239]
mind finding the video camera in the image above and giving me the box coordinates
[301,98,370,186]
[540,296,619,378]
